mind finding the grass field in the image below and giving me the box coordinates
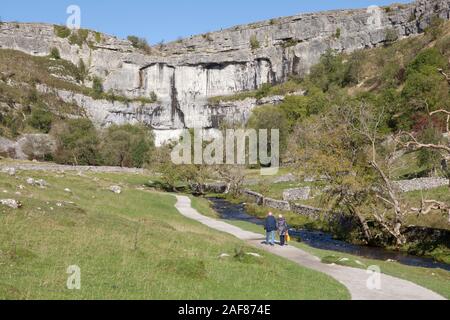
[0,168,350,300]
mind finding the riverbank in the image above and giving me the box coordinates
[208,188,450,265]
[190,196,450,299]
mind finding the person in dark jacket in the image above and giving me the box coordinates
[264,212,277,246]
[277,215,289,246]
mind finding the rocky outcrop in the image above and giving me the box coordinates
[0,134,56,160]
[0,0,449,142]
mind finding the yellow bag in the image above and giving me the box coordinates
[286,232,291,242]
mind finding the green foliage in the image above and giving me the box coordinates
[28,105,53,133]
[91,76,104,97]
[250,35,260,50]
[425,17,445,40]
[76,59,88,83]
[407,48,447,75]
[416,126,445,174]
[49,47,60,60]
[248,105,289,156]
[127,35,151,53]
[101,124,155,168]
[149,91,158,103]
[52,118,101,166]
[94,31,102,43]
[68,29,89,47]
[53,25,71,38]
[309,49,349,91]
[334,28,341,39]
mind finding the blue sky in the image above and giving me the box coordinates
[2,0,410,43]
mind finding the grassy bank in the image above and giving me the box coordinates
[0,167,349,300]
[192,198,450,299]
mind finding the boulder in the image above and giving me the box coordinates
[26,178,48,188]
[0,199,22,209]
[1,167,16,176]
[109,186,122,194]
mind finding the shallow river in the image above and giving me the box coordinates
[208,197,450,271]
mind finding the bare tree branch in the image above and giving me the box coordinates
[438,68,450,85]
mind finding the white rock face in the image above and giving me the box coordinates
[0,0,449,143]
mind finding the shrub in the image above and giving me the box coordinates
[150,91,158,102]
[250,35,260,50]
[127,35,151,52]
[309,49,347,91]
[94,31,102,43]
[54,25,71,38]
[255,83,272,99]
[407,48,447,75]
[92,77,103,97]
[51,118,102,166]
[101,124,155,168]
[425,17,445,40]
[49,47,60,60]
[28,106,53,133]
[76,59,88,83]
[69,29,89,47]
[334,28,341,39]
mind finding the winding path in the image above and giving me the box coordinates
[174,195,445,300]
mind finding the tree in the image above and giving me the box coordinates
[248,105,289,158]
[101,124,154,168]
[50,47,60,60]
[28,103,53,133]
[294,103,449,246]
[51,119,101,166]
[92,77,104,97]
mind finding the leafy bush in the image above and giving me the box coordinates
[406,48,447,75]
[100,124,155,168]
[92,77,104,97]
[94,31,102,43]
[76,59,88,83]
[28,106,53,133]
[149,91,158,102]
[127,35,151,53]
[54,25,71,38]
[49,47,60,60]
[309,49,347,91]
[248,105,289,156]
[68,29,89,47]
[52,118,102,166]
[334,28,341,39]
[250,35,260,50]
[425,17,445,40]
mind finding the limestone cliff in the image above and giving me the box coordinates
[0,0,449,144]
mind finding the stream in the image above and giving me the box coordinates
[208,197,450,271]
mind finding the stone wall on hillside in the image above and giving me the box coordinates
[393,178,449,192]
